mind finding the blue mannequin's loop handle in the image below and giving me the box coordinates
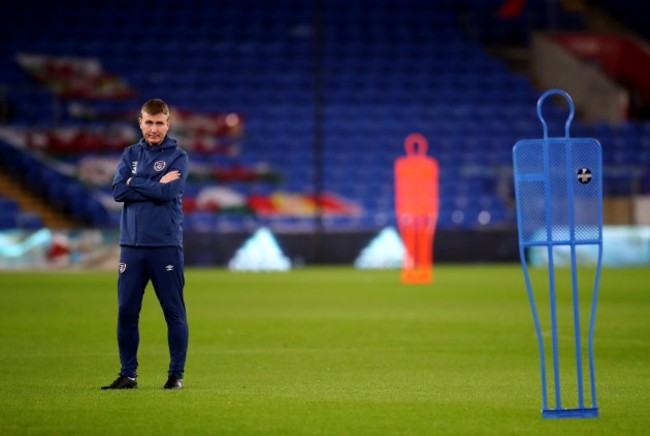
[536,88,575,139]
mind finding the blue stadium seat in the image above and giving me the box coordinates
[0,213,17,229]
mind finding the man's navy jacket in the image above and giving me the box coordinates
[112,136,188,248]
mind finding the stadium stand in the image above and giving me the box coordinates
[0,0,648,233]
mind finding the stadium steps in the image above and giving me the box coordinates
[488,0,636,110]
[0,166,78,229]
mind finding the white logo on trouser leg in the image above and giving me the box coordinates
[166,265,174,271]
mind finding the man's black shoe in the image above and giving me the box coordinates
[163,376,183,390]
[101,374,137,390]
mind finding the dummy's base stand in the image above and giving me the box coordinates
[401,268,432,284]
[543,407,599,419]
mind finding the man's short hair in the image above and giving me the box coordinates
[140,98,170,119]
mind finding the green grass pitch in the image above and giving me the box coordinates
[0,264,648,435]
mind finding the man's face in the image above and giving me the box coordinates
[139,111,169,146]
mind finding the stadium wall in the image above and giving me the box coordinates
[183,228,520,267]
[5,226,650,269]
[0,227,520,270]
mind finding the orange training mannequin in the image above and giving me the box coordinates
[394,133,439,283]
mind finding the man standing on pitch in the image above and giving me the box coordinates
[102,98,189,390]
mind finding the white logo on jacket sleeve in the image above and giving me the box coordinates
[119,263,127,273]
[166,264,174,271]
[131,161,138,174]
[154,161,166,172]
